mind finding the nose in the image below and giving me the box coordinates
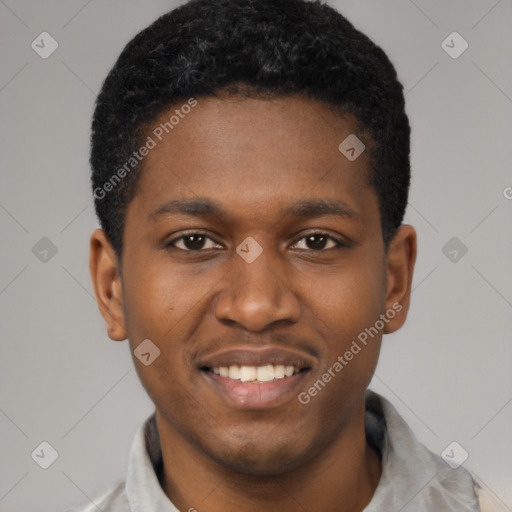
[214,246,301,331]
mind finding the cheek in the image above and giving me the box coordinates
[121,266,201,417]
[121,259,213,341]
[308,255,386,335]
[302,253,385,388]
[120,260,221,395]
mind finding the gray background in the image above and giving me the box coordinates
[1,0,511,510]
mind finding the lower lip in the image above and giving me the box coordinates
[201,370,310,409]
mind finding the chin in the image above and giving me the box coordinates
[207,440,308,476]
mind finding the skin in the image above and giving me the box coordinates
[90,94,417,512]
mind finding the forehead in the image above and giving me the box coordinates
[130,95,376,223]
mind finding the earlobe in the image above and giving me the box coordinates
[383,224,417,334]
[89,229,127,341]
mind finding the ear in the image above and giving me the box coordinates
[89,229,127,341]
[383,224,417,334]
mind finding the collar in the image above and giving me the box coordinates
[363,390,480,511]
[124,389,480,511]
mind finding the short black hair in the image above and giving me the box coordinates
[91,0,410,259]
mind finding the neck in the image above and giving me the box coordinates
[156,407,382,512]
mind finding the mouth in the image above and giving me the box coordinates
[201,364,308,382]
[198,347,314,409]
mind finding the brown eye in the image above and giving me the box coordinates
[292,233,343,251]
[167,233,221,251]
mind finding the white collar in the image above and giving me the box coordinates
[123,389,481,511]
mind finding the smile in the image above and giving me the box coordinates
[208,364,303,382]
[201,365,311,410]
[198,346,314,408]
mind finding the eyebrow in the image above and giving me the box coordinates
[148,197,359,222]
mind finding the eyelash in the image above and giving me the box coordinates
[165,230,348,252]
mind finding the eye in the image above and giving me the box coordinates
[291,232,346,251]
[166,232,222,251]
[166,231,347,252]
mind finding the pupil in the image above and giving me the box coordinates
[186,235,205,250]
[308,235,326,250]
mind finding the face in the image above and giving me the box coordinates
[90,94,416,475]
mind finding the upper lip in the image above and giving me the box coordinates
[198,346,315,370]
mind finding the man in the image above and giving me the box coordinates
[70,0,493,510]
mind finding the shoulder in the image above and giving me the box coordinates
[476,484,511,512]
[64,478,128,512]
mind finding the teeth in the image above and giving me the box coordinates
[257,365,275,382]
[284,365,295,377]
[211,364,301,382]
[240,366,257,382]
[274,365,285,378]
[228,365,240,380]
